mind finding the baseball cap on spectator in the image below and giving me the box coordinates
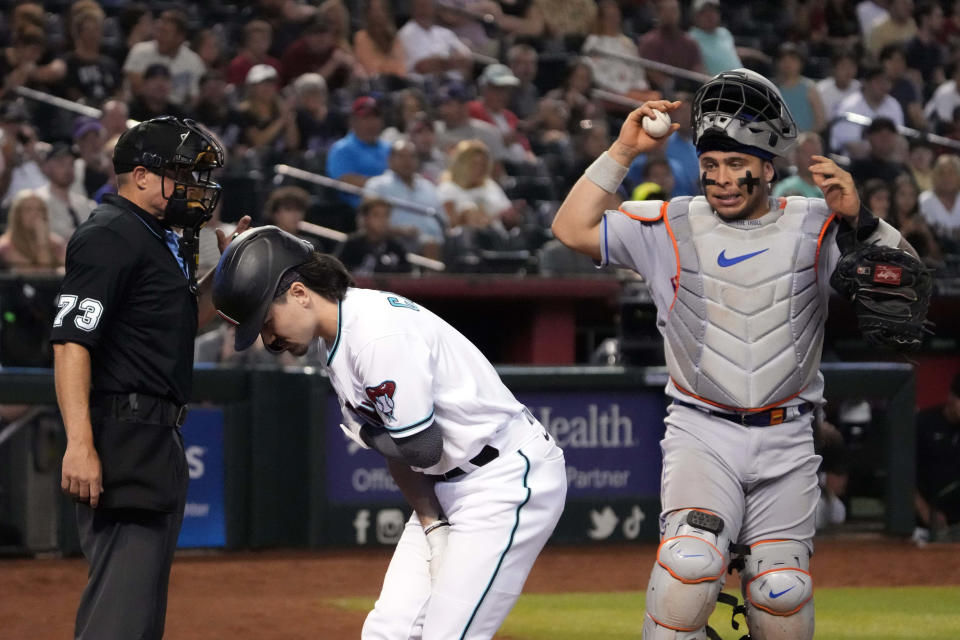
[246,64,279,85]
[478,63,520,88]
[41,141,78,163]
[73,118,104,142]
[143,63,172,81]
[693,0,720,11]
[777,42,804,61]
[352,95,382,117]
[435,82,469,104]
[864,117,898,136]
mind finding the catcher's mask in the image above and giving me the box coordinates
[213,226,314,351]
[113,116,224,230]
[693,68,798,159]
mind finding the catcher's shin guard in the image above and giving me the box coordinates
[740,539,814,640]
[643,509,729,639]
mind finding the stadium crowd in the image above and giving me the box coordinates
[0,0,959,277]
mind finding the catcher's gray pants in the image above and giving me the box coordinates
[74,496,186,640]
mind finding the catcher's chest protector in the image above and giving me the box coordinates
[663,195,834,409]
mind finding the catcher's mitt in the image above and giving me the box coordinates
[830,243,933,351]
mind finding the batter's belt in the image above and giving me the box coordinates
[673,400,814,426]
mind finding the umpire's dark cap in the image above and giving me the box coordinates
[213,226,314,350]
[112,116,220,175]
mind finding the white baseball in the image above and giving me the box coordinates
[642,110,672,138]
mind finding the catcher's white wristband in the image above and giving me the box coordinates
[584,151,629,194]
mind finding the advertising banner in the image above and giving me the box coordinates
[177,408,226,548]
[324,390,667,505]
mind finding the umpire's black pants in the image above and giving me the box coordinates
[74,485,187,639]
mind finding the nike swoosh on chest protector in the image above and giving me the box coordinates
[717,248,769,267]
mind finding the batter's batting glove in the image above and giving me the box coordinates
[424,519,450,587]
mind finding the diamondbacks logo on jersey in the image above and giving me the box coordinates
[365,380,397,421]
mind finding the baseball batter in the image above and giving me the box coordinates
[211,227,566,640]
[552,69,919,639]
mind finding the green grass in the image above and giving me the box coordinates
[332,586,960,639]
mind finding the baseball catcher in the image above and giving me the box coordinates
[552,66,923,640]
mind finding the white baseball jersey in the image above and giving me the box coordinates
[321,287,527,476]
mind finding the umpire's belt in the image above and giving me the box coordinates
[674,400,814,426]
[427,445,500,481]
[91,392,188,428]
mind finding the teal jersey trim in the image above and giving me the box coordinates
[459,450,532,640]
[384,408,435,434]
[325,300,343,366]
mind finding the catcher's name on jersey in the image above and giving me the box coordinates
[601,195,902,412]
[321,288,535,475]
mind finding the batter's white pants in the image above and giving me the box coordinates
[362,422,567,640]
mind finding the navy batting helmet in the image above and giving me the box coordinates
[213,226,314,350]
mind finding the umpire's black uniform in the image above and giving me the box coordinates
[51,116,223,640]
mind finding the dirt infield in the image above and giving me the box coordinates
[3,536,958,639]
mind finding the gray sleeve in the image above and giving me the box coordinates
[600,202,672,280]
[360,422,443,468]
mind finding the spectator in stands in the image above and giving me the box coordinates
[335,196,411,274]
[892,171,943,265]
[438,0,497,58]
[354,0,407,79]
[908,138,935,190]
[434,81,508,162]
[507,44,540,122]
[470,63,535,164]
[0,105,45,207]
[0,24,63,100]
[280,14,363,90]
[940,0,960,50]
[191,29,225,75]
[381,88,430,144]
[397,0,472,78]
[773,132,825,198]
[881,44,925,128]
[99,100,129,140]
[318,0,353,53]
[408,113,446,184]
[366,139,445,258]
[924,62,960,132]
[545,58,602,129]
[292,73,344,159]
[127,63,184,122]
[817,49,860,121]
[264,185,311,238]
[629,156,674,201]
[226,20,282,88]
[326,96,390,207]
[867,0,917,57]
[192,71,241,150]
[438,139,512,229]
[35,143,96,241]
[821,0,862,48]
[581,0,649,97]
[114,3,153,64]
[564,118,610,190]
[860,178,894,222]
[236,64,300,163]
[830,65,905,156]
[857,0,890,37]
[60,3,120,107]
[688,0,743,75]
[637,0,705,94]
[538,0,597,42]
[70,119,109,199]
[919,154,960,251]
[0,189,65,273]
[849,117,909,185]
[906,2,945,96]
[775,43,827,133]
[528,98,572,168]
[123,9,206,107]
[914,372,960,544]
[475,0,546,41]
